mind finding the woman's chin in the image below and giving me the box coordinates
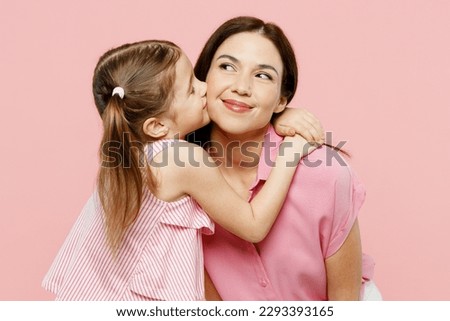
[212,121,269,139]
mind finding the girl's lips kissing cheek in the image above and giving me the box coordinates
[222,99,252,113]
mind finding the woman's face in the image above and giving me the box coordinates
[205,32,287,137]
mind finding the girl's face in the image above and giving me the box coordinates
[205,32,287,137]
[169,53,209,138]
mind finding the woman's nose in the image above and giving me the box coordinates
[231,75,252,96]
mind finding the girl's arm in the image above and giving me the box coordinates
[173,136,317,243]
[325,220,363,300]
[273,107,325,144]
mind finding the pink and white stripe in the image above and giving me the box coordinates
[42,140,214,300]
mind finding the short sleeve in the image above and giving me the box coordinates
[159,198,214,235]
[325,165,366,258]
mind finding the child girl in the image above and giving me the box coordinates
[42,40,321,301]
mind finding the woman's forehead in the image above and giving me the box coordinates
[214,32,283,67]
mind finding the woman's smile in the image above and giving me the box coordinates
[222,99,253,113]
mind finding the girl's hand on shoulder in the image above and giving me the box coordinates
[279,134,321,166]
[273,107,325,144]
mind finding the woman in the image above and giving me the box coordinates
[188,16,380,300]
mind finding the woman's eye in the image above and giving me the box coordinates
[191,86,195,94]
[219,63,235,71]
[256,73,272,80]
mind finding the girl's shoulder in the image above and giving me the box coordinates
[147,139,211,169]
[146,139,213,202]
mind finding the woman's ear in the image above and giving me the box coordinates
[273,96,288,114]
[142,117,169,139]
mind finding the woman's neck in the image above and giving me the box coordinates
[209,124,269,171]
[208,124,270,199]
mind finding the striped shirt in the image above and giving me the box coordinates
[42,140,214,300]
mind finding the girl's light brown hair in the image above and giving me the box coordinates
[92,40,181,254]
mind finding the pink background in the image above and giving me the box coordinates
[1,0,449,300]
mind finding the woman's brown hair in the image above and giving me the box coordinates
[188,16,298,146]
[194,16,297,103]
[188,16,348,156]
[92,40,181,253]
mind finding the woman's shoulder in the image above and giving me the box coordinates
[299,145,354,183]
[294,145,365,207]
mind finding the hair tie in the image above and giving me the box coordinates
[112,87,125,99]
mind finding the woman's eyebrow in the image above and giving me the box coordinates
[217,54,279,76]
[217,54,238,63]
[258,64,279,76]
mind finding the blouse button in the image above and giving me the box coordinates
[260,280,268,287]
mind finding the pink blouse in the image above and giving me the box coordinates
[43,140,214,300]
[203,126,374,300]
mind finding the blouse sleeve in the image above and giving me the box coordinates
[325,164,366,258]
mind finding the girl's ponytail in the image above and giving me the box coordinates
[97,96,144,254]
[92,40,181,255]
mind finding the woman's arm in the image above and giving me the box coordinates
[273,107,324,143]
[204,269,222,301]
[174,137,317,243]
[325,219,362,300]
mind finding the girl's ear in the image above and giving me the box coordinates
[142,117,169,139]
[273,96,288,114]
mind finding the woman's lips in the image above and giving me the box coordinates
[222,99,252,113]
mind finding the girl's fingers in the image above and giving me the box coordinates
[290,120,324,143]
[300,114,324,139]
[274,107,325,142]
[305,124,325,144]
[300,110,324,131]
[295,123,314,142]
[275,124,296,137]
